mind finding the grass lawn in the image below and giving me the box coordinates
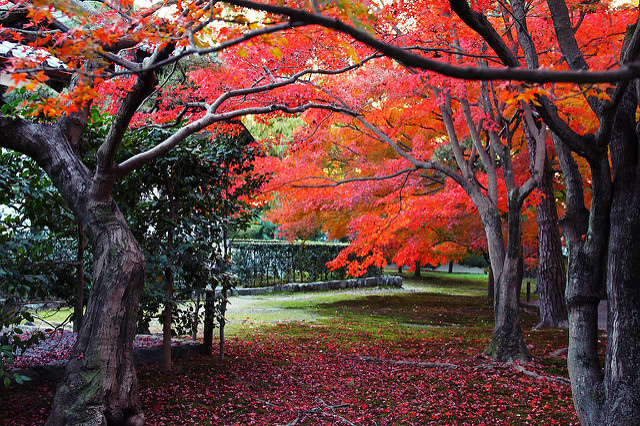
[2,272,578,425]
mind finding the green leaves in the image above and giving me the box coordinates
[0,309,45,388]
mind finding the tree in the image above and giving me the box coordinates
[2,0,639,424]
[256,4,551,361]
[0,1,341,423]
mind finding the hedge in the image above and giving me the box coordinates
[229,240,381,287]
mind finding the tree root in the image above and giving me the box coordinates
[347,355,569,386]
[276,397,355,426]
[548,347,568,358]
[346,355,457,369]
[511,364,571,386]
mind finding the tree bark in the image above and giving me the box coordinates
[534,160,568,328]
[218,292,227,361]
[555,134,607,425]
[161,267,173,373]
[161,176,176,372]
[0,118,147,425]
[203,290,215,357]
[600,82,640,425]
[47,207,146,425]
[479,195,531,363]
[487,264,494,300]
[192,291,201,341]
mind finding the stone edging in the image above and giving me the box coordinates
[8,341,204,387]
[229,275,402,296]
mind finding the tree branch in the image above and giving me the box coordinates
[291,167,419,188]
[92,44,175,200]
[115,102,354,176]
[222,0,640,84]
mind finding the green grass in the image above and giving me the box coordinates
[21,307,74,328]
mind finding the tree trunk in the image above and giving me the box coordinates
[47,202,146,425]
[555,135,607,425]
[600,83,640,424]
[0,121,147,425]
[161,267,173,372]
[480,197,531,363]
[487,264,494,300]
[534,160,567,328]
[192,291,201,341]
[203,290,215,357]
[448,260,454,273]
[218,293,227,362]
[161,178,176,372]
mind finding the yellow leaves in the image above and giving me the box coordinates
[270,46,283,59]
[237,47,248,58]
[234,14,250,24]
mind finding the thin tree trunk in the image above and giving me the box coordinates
[218,292,227,361]
[161,267,173,372]
[487,264,494,300]
[192,291,201,341]
[73,224,87,333]
[161,177,176,372]
[203,290,215,357]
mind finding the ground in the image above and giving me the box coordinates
[1,272,584,425]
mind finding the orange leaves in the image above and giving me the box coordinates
[8,72,29,87]
[500,86,548,107]
[25,3,55,25]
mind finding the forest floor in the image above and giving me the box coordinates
[1,272,588,425]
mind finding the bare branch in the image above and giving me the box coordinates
[291,167,419,188]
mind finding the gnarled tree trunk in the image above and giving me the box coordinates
[600,82,640,424]
[555,135,607,426]
[47,204,146,425]
[554,81,640,424]
[0,118,147,425]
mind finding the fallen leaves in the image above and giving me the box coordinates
[2,303,578,425]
